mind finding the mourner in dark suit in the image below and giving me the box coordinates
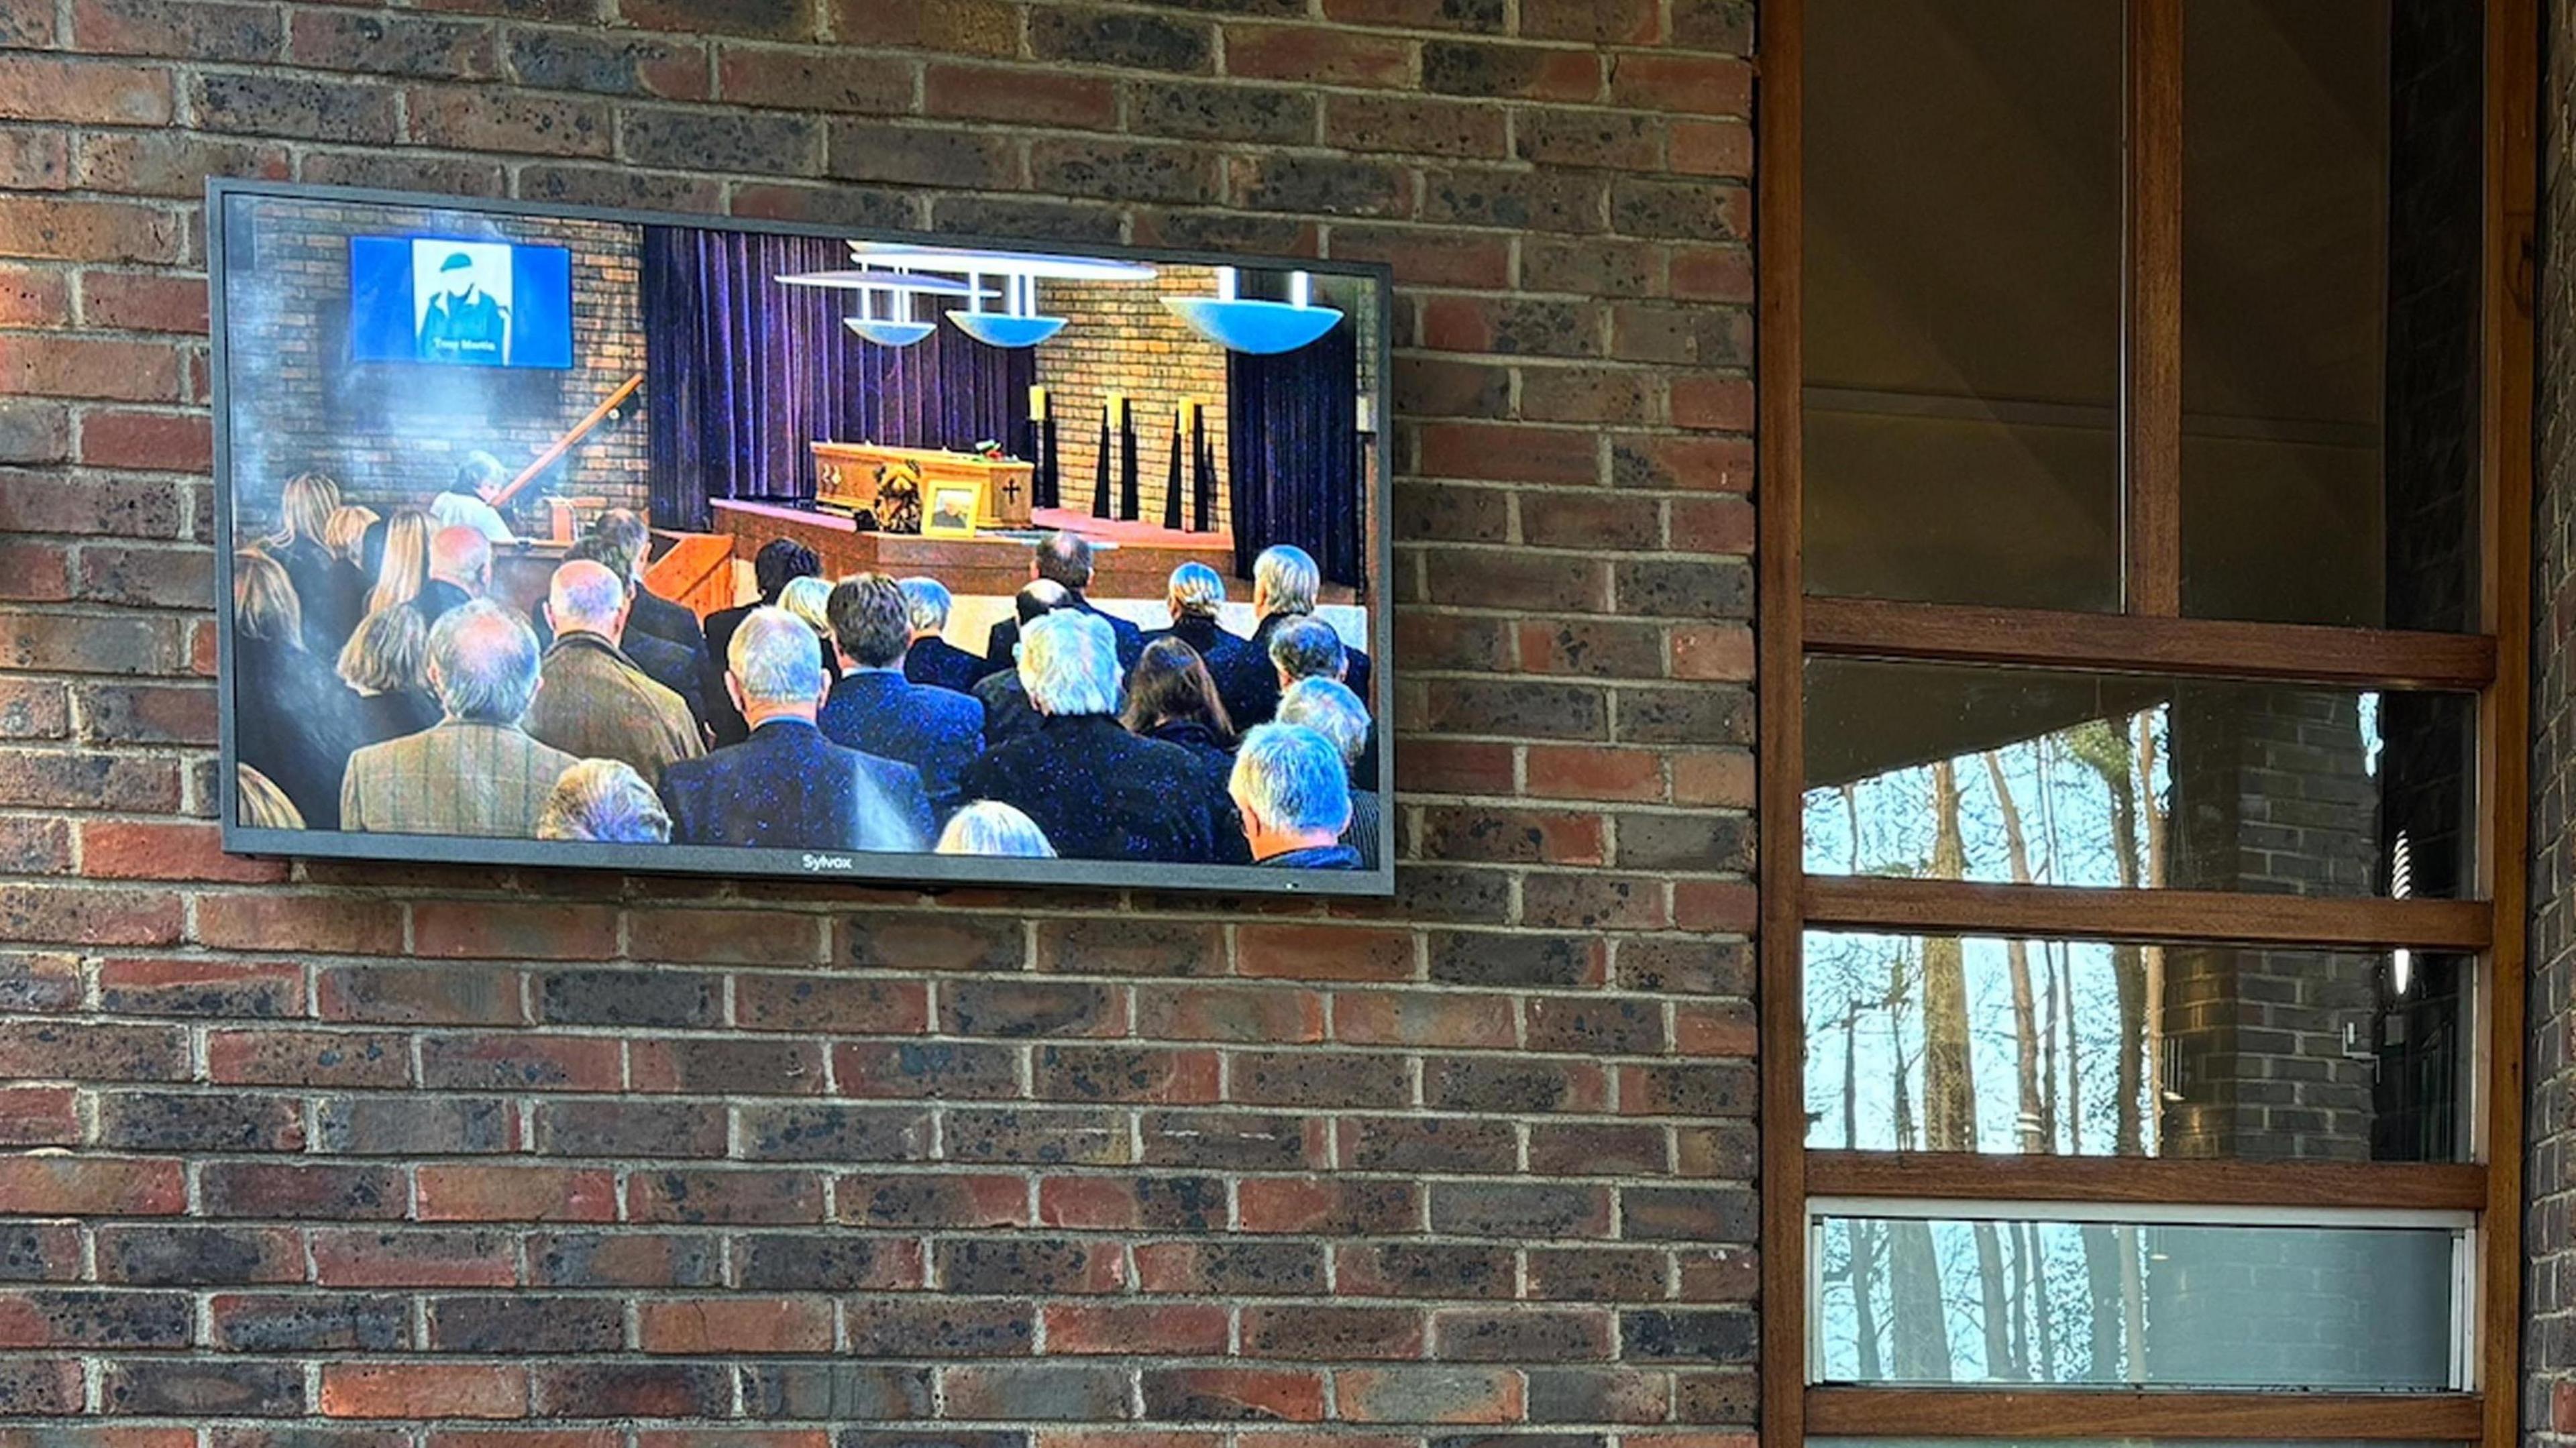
[898,576,987,696]
[1232,545,1373,730]
[819,574,983,817]
[584,510,703,653]
[661,607,934,852]
[524,561,704,780]
[1278,677,1382,872]
[700,539,821,748]
[1142,562,1267,727]
[974,579,1071,749]
[409,524,553,654]
[341,601,580,838]
[232,551,366,831]
[1230,721,1365,871]
[953,610,1231,863]
[980,531,1144,671]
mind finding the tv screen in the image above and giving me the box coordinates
[212,182,1394,895]
[347,234,576,368]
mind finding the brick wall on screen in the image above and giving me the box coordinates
[2531,5,2576,1443]
[0,0,1760,1442]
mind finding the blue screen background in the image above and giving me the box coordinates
[345,235,576,369]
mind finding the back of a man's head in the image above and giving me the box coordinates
[1020,609,1120,718]
[1269,616,1347,683]
[1033,531,1094,591]
[729,606,824,710]
[1016,578,1073,626]
[828,573,913,669]
[428,525,492,590]
[588,509,650,578]
[1278,677,1370,767]
[1254,544,1320,616]
[899,576,951,635]
[1230,722,1352,836]
[562,533,635,590]
[429,599,541,724]
[548,560,627,638]
[754,538,821,602]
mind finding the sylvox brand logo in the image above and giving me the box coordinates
[800,853,857,872]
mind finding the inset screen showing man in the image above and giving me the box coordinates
[415,240,513,365]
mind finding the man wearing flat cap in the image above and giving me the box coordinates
[420,250,509,364]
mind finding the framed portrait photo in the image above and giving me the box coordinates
[923,481,982,537]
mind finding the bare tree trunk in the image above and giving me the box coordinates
[1982,750,2047,1154]
[1843,1003,1884,1380]
[1919,761,2010,1376]
[1882,937,1948,1378]
[2135,712,2168,1154]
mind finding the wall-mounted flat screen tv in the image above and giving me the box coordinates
[212,181,1395,895]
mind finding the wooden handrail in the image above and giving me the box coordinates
[493,373,645,509]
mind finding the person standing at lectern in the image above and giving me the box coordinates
[431,451,517,543]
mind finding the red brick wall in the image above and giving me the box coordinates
[0,0,1760,1441]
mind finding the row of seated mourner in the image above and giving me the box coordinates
[233,468,1381,871]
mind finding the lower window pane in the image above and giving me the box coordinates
[1804,931,2473,1161]
[1813,1211,2464,1390]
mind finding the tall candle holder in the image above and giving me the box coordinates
[1161,402,1185,531]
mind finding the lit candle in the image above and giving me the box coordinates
[1108,392,1126,429]
[1029,385,1047,421]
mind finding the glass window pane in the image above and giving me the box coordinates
[2181,1,2483,629]
[1804,660,2478,900]
[1804,932,2471,1162]
[1803,0,2123,612]
[1813,1212,2465,1389]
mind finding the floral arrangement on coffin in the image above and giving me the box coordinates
[971,439,1006,461]
[873,460,924,535]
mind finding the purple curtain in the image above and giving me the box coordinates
[849,302,1032,457]
[1226,314,1364,590]
[644,228,1033,531]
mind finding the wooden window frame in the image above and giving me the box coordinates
[1754,1,2539,1445]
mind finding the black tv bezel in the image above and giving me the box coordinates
[210,178,1399,899]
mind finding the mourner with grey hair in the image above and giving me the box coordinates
[1234,543,1372,728]
[1230,721,1362,869]
[1268,616,1348,687]
[955,610,1235,862]
[659,606,934,852]
[537,758,672,844]
[340,600,579,837]
[935,800,1057,858]
[1278,677,1381,871]
[898,575,985,695]
[1145,561,1265,720]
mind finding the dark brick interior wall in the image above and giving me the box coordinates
[0,0,1760,1441]
[222,197,651,527]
